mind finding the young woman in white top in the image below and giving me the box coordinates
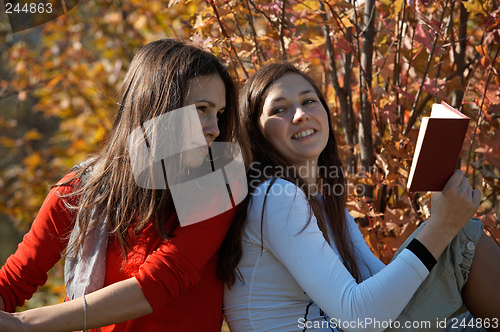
[222,63,500,331]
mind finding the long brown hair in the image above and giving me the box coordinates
[61,39,244,260]
[219,62,361,285]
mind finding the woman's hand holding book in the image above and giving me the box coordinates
[415,170,481,260]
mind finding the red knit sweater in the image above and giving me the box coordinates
[0,174,235,331]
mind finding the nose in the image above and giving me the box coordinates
[292,105,310,124]
[203,113,220,143]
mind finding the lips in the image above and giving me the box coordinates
[291,128,316,139]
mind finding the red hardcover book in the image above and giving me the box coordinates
[407,102,470,192]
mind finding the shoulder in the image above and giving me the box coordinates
[50,172,81,201]
[246,178,312,232]
[43,164,89,213]
[250,178,305,201]
[249,178,308,213]
[344,208,356,226]
[54,158,101,196]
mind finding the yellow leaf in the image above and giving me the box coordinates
[391,0,404,18]
[23,153,42,169]
[359,177,374,185]
[187,1,198,16]
[300,0,320,11]
[0,136,15,148]
[341,16,353,29]
[462,0,486,16]
[90,127,106,145]
[24,129,43,140]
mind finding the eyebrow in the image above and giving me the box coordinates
[269,89,315,103]
[195,100,225,110]
[195,99,216,107]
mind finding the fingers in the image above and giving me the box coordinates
[458,176,469,193]
[428,170,482,242]
[440,169,481,210]
[472,189,481,207]
[443,169,464,192]
[466,184,472,199]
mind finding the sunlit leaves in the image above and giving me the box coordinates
[462,0,489,18]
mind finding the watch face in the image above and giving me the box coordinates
[5,0,79,33]
[128,104,247,226]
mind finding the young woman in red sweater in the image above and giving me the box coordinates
[0,39,247,331]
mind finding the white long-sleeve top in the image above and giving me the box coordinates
[224,178,430,331]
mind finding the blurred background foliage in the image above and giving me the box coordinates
[0,0,499,323]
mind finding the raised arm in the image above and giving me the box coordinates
[252,174,479,331]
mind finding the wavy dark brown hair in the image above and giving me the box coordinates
[218,62,361,285]
[60,39,247,263]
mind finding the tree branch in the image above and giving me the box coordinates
[358,0,376,169]
[394,2,406,129]
[279,0,288,59]
[403,0,450,135]
[248,0,280,31]
[465,45,500,175]
[244,0,267,64]
[318,0,356,169]
[209,0,249,78]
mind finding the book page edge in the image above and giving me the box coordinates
[407,117,430,190]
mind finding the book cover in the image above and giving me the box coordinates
[407,102,470,192]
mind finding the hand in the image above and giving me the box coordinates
[416,170,481,259]
[430,169,481,235]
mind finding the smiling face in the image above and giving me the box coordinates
[259,73,329,169]
[182,74,226,168]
